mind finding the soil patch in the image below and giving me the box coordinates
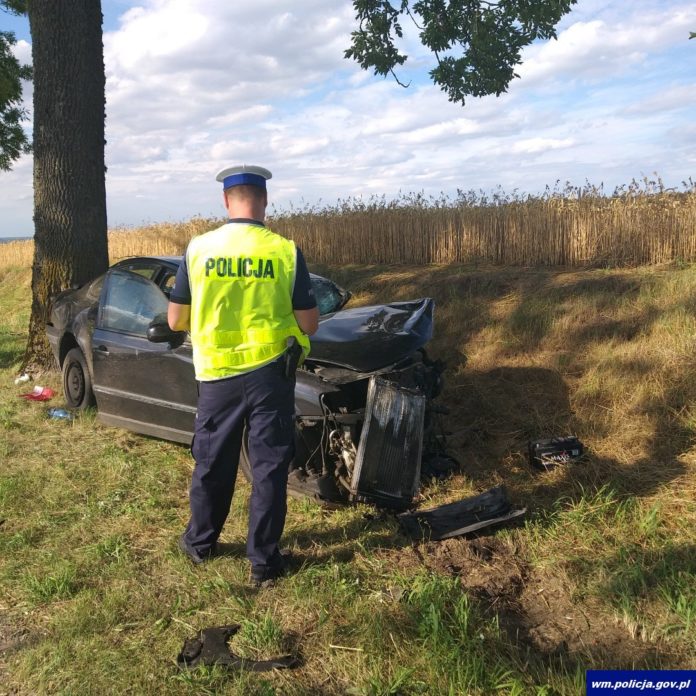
[0,616,34,696]
[388,536,669,668]
[0,601,49,696]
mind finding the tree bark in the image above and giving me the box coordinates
[23,0,108,372]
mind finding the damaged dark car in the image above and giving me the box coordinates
[47,256,450,510]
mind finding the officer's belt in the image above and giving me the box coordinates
[201,344,286,369]
[197,328,292,344]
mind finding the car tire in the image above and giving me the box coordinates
[238,424,347,505]
[238,425,299,486]
[62,347,96,409]
[239,430,253,484]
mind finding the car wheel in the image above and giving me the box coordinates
[240,423,299,485]
[238,425,300,486]
[239,430,253,483]
[238,424,347,505]
[62,347,96,409]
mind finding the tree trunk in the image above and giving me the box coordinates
[22,0,108,372]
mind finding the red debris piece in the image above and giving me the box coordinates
[19,386,56,402]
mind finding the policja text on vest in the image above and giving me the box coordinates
[205,256,276,279]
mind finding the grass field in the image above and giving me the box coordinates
[1,261,695,695]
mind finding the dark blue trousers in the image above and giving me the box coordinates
[182,357,295,571]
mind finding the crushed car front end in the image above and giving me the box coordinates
[285,298,448,510]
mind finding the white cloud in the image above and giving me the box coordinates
[107,3,209,71]
[205,105,274,129]
[12,39,31,65]
[518,5,696,85]
[623,84,696,116]
[511,138,575,155]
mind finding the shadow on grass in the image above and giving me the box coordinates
[453,362,690,509]
[0,333,23,370]
[354,265,695,504]
[284,512,408,565]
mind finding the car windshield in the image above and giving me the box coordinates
[311,276,347,315]
[85,275,105,302]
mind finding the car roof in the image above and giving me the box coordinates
[114,256,182,266]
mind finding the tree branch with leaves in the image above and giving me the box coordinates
[346,0,577,103]
[0,0,30,170]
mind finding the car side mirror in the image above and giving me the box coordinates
[147,319,186,344]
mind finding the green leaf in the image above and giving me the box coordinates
[0,29,31,170]
[348,0,577,105]
[0,0,27,16]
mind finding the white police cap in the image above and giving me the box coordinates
[216,165,272,190]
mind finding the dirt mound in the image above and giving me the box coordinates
[392,536,666,667]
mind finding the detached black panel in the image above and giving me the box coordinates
[350,377,425,509]
[398,486,527,540]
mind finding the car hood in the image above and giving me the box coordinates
[307,298,434,372]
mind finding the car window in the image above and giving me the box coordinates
[311,276,349,315]
[99,269,169,336]
[116,262,159,280]
[160,271,177,298]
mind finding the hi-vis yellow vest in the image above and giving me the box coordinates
[186,222,311,381]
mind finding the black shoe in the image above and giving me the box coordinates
[250,550,292,588]
[178,535,217,565]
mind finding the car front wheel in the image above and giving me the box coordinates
[238,424,347,505]
[62,347,96,409]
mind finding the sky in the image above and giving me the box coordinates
[0,0,694,238]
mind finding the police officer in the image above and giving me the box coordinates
[167,165,319,585]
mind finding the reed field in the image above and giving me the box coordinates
[275,182,696,267]
[1,179,695,269]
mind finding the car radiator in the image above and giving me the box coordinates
[350,377,426,509]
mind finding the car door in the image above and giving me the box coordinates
[91,268,197,443]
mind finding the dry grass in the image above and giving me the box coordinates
[0,239,34,268]
[2,180,695,269]
[0,217,217,269]
[275,187,696,267]
[107,217,218,262]
[315,262,696,669]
